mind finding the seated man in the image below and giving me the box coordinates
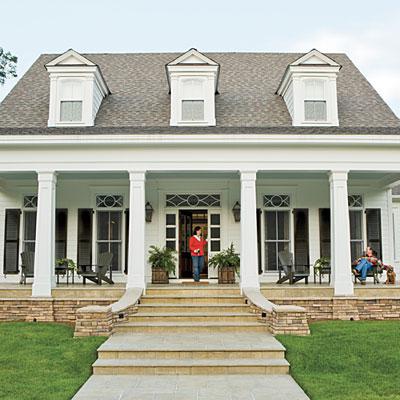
[352,246,380,285]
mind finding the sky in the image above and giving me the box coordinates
[1,0,400,117]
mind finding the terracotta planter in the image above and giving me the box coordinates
[152,267,169,284]
[218,266,236,284]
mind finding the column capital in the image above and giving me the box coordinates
[36,171,57,183]
[328,170,348,183]
[240,170,257,182]
[128,171,146,182]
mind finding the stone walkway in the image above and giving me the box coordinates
[72,375,309,400]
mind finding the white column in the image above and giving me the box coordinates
[32,171,57,297]
[240,171,260,290]
[127,171,146,291]
[329,171,354,296]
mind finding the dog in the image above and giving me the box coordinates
[385,265,396,285]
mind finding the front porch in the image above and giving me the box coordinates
[1,169,399,298]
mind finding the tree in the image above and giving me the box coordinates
[0,47,17,85]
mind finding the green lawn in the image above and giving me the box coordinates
[0,322,106,400]
[277,321,400,400]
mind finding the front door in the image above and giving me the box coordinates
[179,210,208,278]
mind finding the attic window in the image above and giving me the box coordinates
[60,101,82,122]
[182,100,204,121]
[304,80,327,122]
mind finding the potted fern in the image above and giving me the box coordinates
[208,243,240,284]
[148,245,177,284]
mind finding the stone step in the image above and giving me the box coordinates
[98,348,284,360]
[114,321,268,333]
[140,294,245,305]
[145,287,240,296]
[92,357,290,375]
[129,312,256,323]
[138,303,250,313]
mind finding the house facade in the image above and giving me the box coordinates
[0,48,399,297]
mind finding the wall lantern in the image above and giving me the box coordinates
[145,202,154,222]
[232,201,241,222]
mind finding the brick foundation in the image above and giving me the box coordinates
[74,305,113,337]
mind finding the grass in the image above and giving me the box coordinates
[0,322,106,400]
[277,321,400,400]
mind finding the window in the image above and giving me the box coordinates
[165,213,177,250]
[319,209,331,258]
[96,211,122,271]
[96,195,123,208]
[60,101,82,122]
[182,100,204,121]
[264,195,290,208]
[304,80,327,122]
[349,210,363,261]
[23,211,37,253]
[264,210,290,271]
[166,194,220,208]
[366,209,382,259]
[209,213,221,252]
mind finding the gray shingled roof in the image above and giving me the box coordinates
[0,52,399,134]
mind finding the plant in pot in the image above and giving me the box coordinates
[148,245,177,284]
[209,243,240,284]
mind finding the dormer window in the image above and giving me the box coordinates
[182,100,204,121]
[304,80,327,122]
[60,101,82,122]
[166,49,219,127]
[45,49,110,127]
[277,49,341,127]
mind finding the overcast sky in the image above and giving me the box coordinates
[1,0,399,117]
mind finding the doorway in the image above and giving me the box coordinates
[179,210,208,278]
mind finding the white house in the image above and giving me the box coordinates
[0,48,399,298]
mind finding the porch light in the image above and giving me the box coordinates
[145,202,154,222]
[232,201,241,222]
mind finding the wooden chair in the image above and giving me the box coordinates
[277,250,310,285]
[20,251,34,284]
[78,252,114,285]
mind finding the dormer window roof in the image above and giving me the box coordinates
[45,49,110,127]
[166,49,220,127]
[277,49,341,127]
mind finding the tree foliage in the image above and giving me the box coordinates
[0,47,17,85]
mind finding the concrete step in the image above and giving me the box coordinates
[92,357,290,375]
[114,321,268,333]
[138,303,251,313]
[140,294,245,305]
[129,312,257,323]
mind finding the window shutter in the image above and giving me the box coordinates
[256,209,262,274]
[77,209,93,267]
[55,209,68,260]
[366,209,382,259]
[124,209,129,275]
[294,209,309,266]
[3,209,21,274]
[319,208,331,258]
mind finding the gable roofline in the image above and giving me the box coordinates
[165,48,220,94]
[276,49,342,95]
[45,49,111,95]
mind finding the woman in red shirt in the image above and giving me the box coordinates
[189,226,207,282]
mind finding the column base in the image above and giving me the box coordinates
[333,280,354,297]
[32,281,53,297]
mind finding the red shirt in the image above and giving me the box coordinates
[189,236,207,256]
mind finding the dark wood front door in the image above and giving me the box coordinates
[179,210,208,278]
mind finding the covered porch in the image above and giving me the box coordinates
[1,168,399,297]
